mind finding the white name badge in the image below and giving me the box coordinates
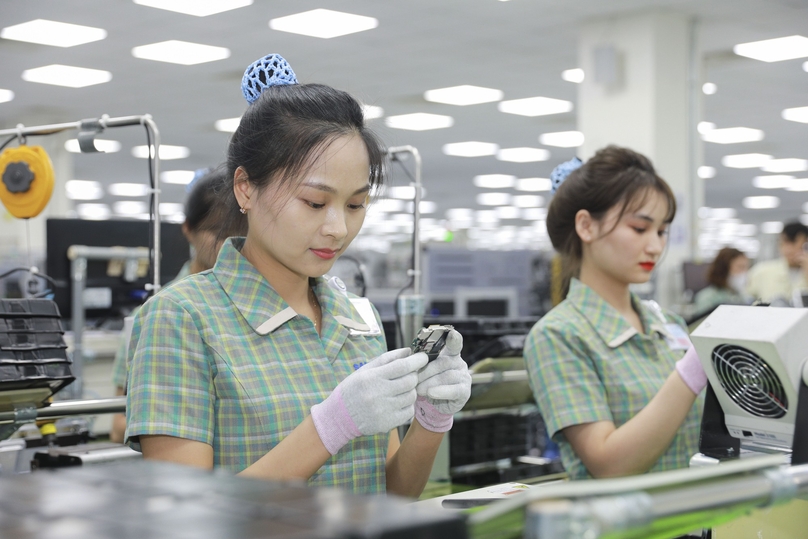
[347,298,382,336]
[664,323,691,350]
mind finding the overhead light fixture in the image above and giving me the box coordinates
[161,170,195,184]
[133,0,253,17]
[762,158,808,173]
[539,131,584,148]
[742,195,780,209]
[214,117,241,132]
[787,179,808,192]
[22,65,112,88]
[387,186,425,199]
[702,82,717,95]
[109,183,150,197]
[516,177,551,191]
[697,166,716,179]
[0,19,107,47]
[405,201,437,214]
[473,174,515,189]
[782,106,808,123]
[76,203,110,220]
[269,9,378,39]
[476,192,511,206]
[495,206,522,219]
[761,221,784,234]
[362,104,384,120]
[476,210,499,223]
[446,208,473,221]
[0,89,12,103]
[521,208,546,220]
[496,147,550,163]
[114,200,148,215]
[372,199,404,212]
[701,127,764,144]
[65,180,103,200]
[721,153,772,168]
[131,145,190,160]
[132,40,230,65]
[159,202,185,215]
[64,139,121,153]
[752,175,794,189]
[442,141,499,157]
[423,85,503,106]
[733,35,808,62]
[384,113,453,131]
[561,68,585,83]
[697,122,716,134]
[498,96,573,117]
[513,195,544,208]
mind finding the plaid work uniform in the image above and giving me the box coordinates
[524,278,703,480]
[126,238,389,493]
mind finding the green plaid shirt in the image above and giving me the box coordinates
[524,278,703,480]
[126,238,389,493]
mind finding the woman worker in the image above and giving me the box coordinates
[693,247,750,315]
[125,54,471,496]
[524,146,706,479]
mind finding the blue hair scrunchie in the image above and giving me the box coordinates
[241,53,298,105]
[185,167,212,193]
[550,157,583,194]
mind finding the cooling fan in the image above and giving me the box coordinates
[691,305,808,463]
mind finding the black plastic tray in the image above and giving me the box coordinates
[0,332,67,350]
[0,299,61,318]
[0,317,63,333]
[0,348,70,364]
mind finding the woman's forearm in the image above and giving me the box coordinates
[385,420,444,497]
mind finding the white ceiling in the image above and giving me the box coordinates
[1,0,807,253]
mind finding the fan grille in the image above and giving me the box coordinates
[711,343,788,419]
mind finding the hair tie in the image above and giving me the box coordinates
[550,157,583,194]
[241,54,298,105]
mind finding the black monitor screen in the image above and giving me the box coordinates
[46,218,189,320]
[467,299,508,317]
[682,261,711,296]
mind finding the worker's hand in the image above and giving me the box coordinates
[675,346,708,395]
[413,330,471,432]
[310,348,427,455]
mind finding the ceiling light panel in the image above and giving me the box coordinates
[516,177,551,191]
[698,166,716,179]
[362,104,384,120]
[214,117,241,132]
[442,141,499,157]
[405,201,437,214]
[133,0,253,17]
[423,85,503,106]
[387,186,425,199]
[752,175,794,189]
[269,9,378,39]
[384,113,453,131]
[22,65,112,88]
[742,196,780,209]
[721,153,772,168]
[372,199,404,212]
[496,206,521,219]
[513,195,544,208]
[498,96,573,117]
[522,208,546,220]
[761,221,784,234]
[131,145,190,160]
[132,40,230,65]
[64,139,121,153]
[114,201,148,215]
[1,19,107,47]
[697,122,716,134]
[733,35,808,62]
[496,147,550,163]
[787,179,808,192]
[762,158,808,173]
[446,208,473,221]
[701,127,764,144]
[476,193,511,206]
[561,68,584,83]
[65,180,103,200]
[476,210,499,223]
[539,131,584,147]
[702,83,717,95]
[473,174,515,189]
[159,202,184,215]
[161,170,195,184]
[0,89,13,103]
[76,203,110,220]
[109,183,150,197]
[783,106,808,123]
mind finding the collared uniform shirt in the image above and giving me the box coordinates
[746,257,808,304]
[126,238,389,493]
[524,278,703,480]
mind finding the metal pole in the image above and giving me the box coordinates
[0,397,126,425]
[69,256,86,399]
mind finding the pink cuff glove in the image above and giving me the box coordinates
[310,386,361,455]
[414,396,453,432]
[675,346,708,395]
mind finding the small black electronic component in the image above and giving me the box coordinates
[411,324,454,361]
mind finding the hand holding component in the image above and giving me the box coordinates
[310,348,428,454]
[675,346,707,395]
[414,329,471,432]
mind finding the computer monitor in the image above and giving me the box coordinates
[454,287,518,318]
[683,261,711,296]
[46,218,189,321]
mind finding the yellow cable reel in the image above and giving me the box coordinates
[0,145,55,219]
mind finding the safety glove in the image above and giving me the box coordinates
[675,345,707,395]
[414,329,471,432]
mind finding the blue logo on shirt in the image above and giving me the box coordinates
[353,362,367,371]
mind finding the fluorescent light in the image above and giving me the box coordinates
[539,131,584,148]
[362,104,384,120]
[698,166,716,179]
[522,208,546,220]
[762,158,808,173]
[0,89,12,103]
[133,0,253,17]
[561,68,584,83]
[701,127,764,144]
[496,206,521,219]
[64,139,121,153]
[159,202,185,215]
[733,35,808,62]
[76,203,110,220]
[65,180,103,200]
[109,183,150,197]
[21,65,112,88]
[783,106,808,123]
[442,141,499,157]
[476,210,499,223]
[736,224,757,236]
[473,174,515,188]
[214,117,241,132]
[424,85,503,106]
[132,40,230,65]
[446,208,473,220]
[161,170,195,184]
[384,113,453,131]
[516,177,551,191]
[513,195,544,208]
[702,82,717,95]
[498,97,573,117]
[405,201,437,214]
[476,193,511,206]
[752,175,794,189]
[132,145,190,160]
[722,153,772,168]
[761,221,784,234]
[114,201,148,215]
[742,196,780,209]
[372,199,404,212]
[496,147,550,163]
[387,186,425,199]
[703,207,737,220]
[787,179,808,192]
[697,122,715,134]
[269,9,378,39]
[0,19,106,47]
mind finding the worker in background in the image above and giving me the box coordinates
[523,146,706,480]
[693,247,750,315]
[125,54,471,496]
[746,221,808,304]
[109,166,247,443]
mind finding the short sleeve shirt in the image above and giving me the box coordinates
[524,278,703,480]
[126,238,389,493]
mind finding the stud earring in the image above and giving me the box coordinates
[239,207,247,214]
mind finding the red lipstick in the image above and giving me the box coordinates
[311,248,337,260]
[639,262,656,271]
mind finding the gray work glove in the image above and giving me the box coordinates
[414,330,472,431]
